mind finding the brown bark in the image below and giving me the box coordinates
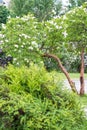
[80,48,85,95]
[43,53,78,94]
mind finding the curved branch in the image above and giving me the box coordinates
[43,53,78,94]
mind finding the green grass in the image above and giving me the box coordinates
[56,72,87,80]
[69,73,87,79]
[79,94,87,107]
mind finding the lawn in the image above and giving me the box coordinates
[79,94,87,107]
[56,72,87,80]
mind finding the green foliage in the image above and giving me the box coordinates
[69,0,87,8]
[41,16,66,56]
[0,14,42,66]
[77,0,87,6]
[0,5,10,30]
[0,5,87,73]
[0,5,9,24]
[79,94,87,107]
[0,14,66,67]
[32,0,54,21]
[68,0,77,9]
[65,3,87,52]
[9,0,62,21]
[9,0,34,17]
[0,64,87,130]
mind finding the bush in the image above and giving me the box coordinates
[0,64,87,130]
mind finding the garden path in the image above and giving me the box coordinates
[64,79,87,94]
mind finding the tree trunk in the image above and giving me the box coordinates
[80,48,85,95]
[43,53,78,94]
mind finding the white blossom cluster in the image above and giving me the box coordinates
[62,31,68,37]
[0,33,4,44]
[21,14,35,22]
[1,23,6,29]
[47,20,63,30]
[0,33,4,38]
[19,34,30,39]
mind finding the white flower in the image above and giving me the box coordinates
[24,58,28,61]
[40,61,44,64]
[0,34,4,38]
[18,50,21,53]
[16,16,20,18]
[49,21,54,25]
[26,60,29,63]
[53,15,60,19]
[21,45,24,48]
[8,20,11,24]
[62,31,68,37]
[28,46,33,50]
[0,40,4,44]
[14,44,18,48]
[24,58,29,62]
[63,15,67,20]
[61,21,64,25]
[19,38,21,41]
[7,15,11,19]
[17,62,19,65]
[14,49,17,51]
[23,42,26,45]
[31,41,38,48]
[55,25,59,29]
[59,26,62,29]
[83,8,87,13]
[2,24,6,29]
[21,17,28,21]
[34,26,37,29]
[19,34,30,39]
[17,24,21,27]
[14,58,17,61]
[5,39,9,42]
[52,9,56,15]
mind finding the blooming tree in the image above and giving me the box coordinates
[0,14,41,66]
[65,2,87,95]
[0,13,78,93]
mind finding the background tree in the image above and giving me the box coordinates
[77,0,87,6]
[32,0,54,21]
[68,0,77,9]
[9,0,62,21]
[0,5,10,30]
[9,0,34,17]
[68,0,86,9]
[65,2,87,95]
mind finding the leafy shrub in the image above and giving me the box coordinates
[0,64,87,130]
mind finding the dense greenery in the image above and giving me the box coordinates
[0,5,10,30]
[66,3,87,51]
[0,2,87,129]
[0,13,65,67]
[9,0,62,21]
[68,0,87,9]
[0,9,86,72]
[0,64,87,130]
[0,14,41,66]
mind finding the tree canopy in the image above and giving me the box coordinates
[0,5,10,30]
[9,0,62,21]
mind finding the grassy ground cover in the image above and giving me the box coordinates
[56,72,87,80]
[80,94,87,107]
[0,65,87,130]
